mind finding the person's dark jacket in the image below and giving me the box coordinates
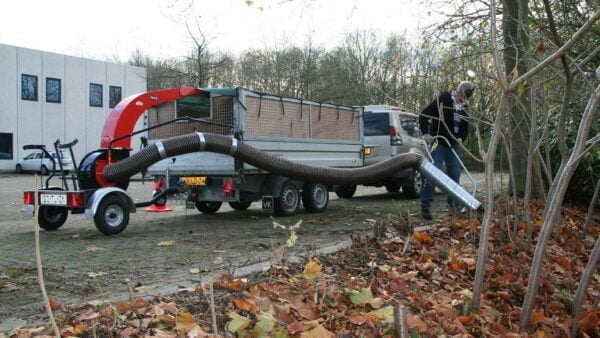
[418,91,469,145]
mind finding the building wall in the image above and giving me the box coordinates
[0,43,147,171]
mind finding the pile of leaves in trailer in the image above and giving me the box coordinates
[2,201,599,337]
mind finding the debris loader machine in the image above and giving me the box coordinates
[23,87,482,235]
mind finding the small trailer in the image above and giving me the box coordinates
[145,87,363,216]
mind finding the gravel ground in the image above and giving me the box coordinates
[0,171,503,329]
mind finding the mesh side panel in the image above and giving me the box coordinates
[245,96,359,140]
[311,106,359,141]
[148,96,234,139]
[245,97,310,138]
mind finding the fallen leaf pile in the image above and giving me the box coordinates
[2,200,599,337]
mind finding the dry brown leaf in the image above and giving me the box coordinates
[77,310,99,321]
[116,301,131,313]
[132,297,150,309]
[73,323,88,335]
[406,314,428,333]
[232,298,259,314]
[176,311,199,334]
[162,302,178,315]
[291,301,319,320]
[285,320,304,334]
[303,259,322,275]
[49,297,61,311]
[299,323,334,338]
[457,314,476,325]
[413,231,432,242]
[530,311,545,326]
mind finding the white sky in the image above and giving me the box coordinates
[0,0,434,61]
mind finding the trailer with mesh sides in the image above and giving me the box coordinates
[145,88,363,216]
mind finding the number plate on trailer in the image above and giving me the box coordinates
[40,193,67,206]
[261,196,274,213]
[182,176,207,186]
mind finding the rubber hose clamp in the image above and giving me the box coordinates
[155,141,167,159]
[230,138,238,155]
[195,132,206,151]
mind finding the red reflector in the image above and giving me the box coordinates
[222,179,234,193]
[67,192,85,208]
[23,191,35,205]
[390,127,398,137]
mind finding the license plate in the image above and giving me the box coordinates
[40,193,67,206]
[261,196,274,213]
[182,176,207,186]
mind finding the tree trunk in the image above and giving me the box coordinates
[571,236,600,337]
[502,0,541,197]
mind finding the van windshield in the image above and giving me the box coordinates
[363,113,389,136]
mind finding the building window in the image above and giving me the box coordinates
[89,83,103,107]
[21,74,38,101]
[46,78,61,103]
[0,133,13,160]
[109,86,122,108]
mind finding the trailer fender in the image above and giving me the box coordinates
[260,176,299,198]
[84,187,136,220]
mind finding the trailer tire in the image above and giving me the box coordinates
[196,201,222,214]
[38,206,68,231]
[94,195,130,235]
[275,181,300,216]
[334,185,356,199]
[229,200,252,211]
[302,183,329,213]
[385,182,401,193]
[403,169,423,199]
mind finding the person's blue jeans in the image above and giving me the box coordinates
[420,143,462,210]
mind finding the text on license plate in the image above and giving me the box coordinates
[40,193,67,206]
[182,176,207,186]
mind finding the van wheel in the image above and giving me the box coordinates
[403,170,423,199]
[94,195,130,235]
[196,201,222,214]
[275,181,300,216]
[38,206,68,231]
[385,182,401,193]
[302,183,329,213]
[334,185,356,199]
[229,200,252,211]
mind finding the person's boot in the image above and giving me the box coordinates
[421,209,433,220]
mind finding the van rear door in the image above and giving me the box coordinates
[363,112,392,166]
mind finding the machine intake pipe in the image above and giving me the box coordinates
[103,133,482,210]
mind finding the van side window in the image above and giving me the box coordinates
[363,113,390,136]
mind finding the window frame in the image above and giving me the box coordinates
[21,74,38,101]
[45,77,61,103]
[109,85,122,109]
[89,83,103,107]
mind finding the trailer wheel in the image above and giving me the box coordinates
[385,182,401,193]
[302,183,329,213]
[403,170,423,199]
[229,200,252,211]
[334,185,356,199]
[94,195,130,235]
[38,206,68,231]
[196,201,222,214]
[275,181,300,216]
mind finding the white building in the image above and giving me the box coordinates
[0,43,147,171]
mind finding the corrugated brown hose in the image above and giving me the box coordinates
[102,133,482,210]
